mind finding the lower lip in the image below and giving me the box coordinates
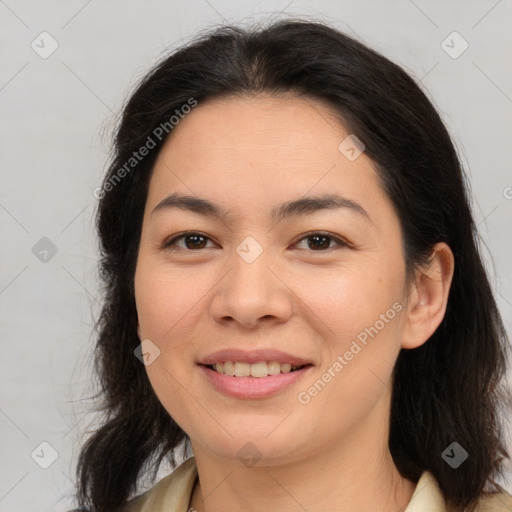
[199,364,312,399]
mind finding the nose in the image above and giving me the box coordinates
[208,246,294,329]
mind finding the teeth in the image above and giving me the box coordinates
[234,362,251,377]
[223,361,234,376]
[211,360,303,377]
[267,361,281,375]
[249,361,268,378]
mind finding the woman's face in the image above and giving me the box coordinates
[134,93,411,465]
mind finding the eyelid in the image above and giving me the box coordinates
[292,231,350,250]
[162,230,351,252]
[162,231,218,250]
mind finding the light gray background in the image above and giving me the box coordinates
[1,1,511,510]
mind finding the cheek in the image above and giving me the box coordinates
[291,261,404,403]
[292,262,401,343]
[134,260,209,431]
[135,260,206,341]
[292,280,402,454]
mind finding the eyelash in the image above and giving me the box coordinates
[162,231,350,253]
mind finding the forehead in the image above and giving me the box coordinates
[157,93,348,162]
[145,93,392,227]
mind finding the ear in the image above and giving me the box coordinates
[401,242,455,350]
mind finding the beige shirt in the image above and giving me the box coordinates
[122,456,512,512]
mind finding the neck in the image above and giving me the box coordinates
[188,398,416,512]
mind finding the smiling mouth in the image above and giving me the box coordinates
[203,361,311,378]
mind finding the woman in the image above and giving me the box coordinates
[73,19,512,512]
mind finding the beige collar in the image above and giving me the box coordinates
[122,456,512,512]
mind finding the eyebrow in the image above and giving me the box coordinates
[151,192,371,224]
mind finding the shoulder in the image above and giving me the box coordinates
[412,471,512,512]
[120,457,198,512]
[473,489,512,511]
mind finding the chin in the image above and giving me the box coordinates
[190,427,314,467]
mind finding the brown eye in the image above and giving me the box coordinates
[163,232,215,251]
[307,234,331,250]
[294,232,347,251]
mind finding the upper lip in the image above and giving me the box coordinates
[198,349,313,366]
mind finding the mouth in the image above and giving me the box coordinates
[197,349,314,398]
[202,361,312,378]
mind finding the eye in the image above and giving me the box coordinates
[293,231,348,251]
[162,232,216,251]
[162,231,349,252]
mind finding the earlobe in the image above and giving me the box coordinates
[401,242,455,350]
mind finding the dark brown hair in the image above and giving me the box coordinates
[74,19,512,512]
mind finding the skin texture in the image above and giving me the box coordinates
[134,93,455,512]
